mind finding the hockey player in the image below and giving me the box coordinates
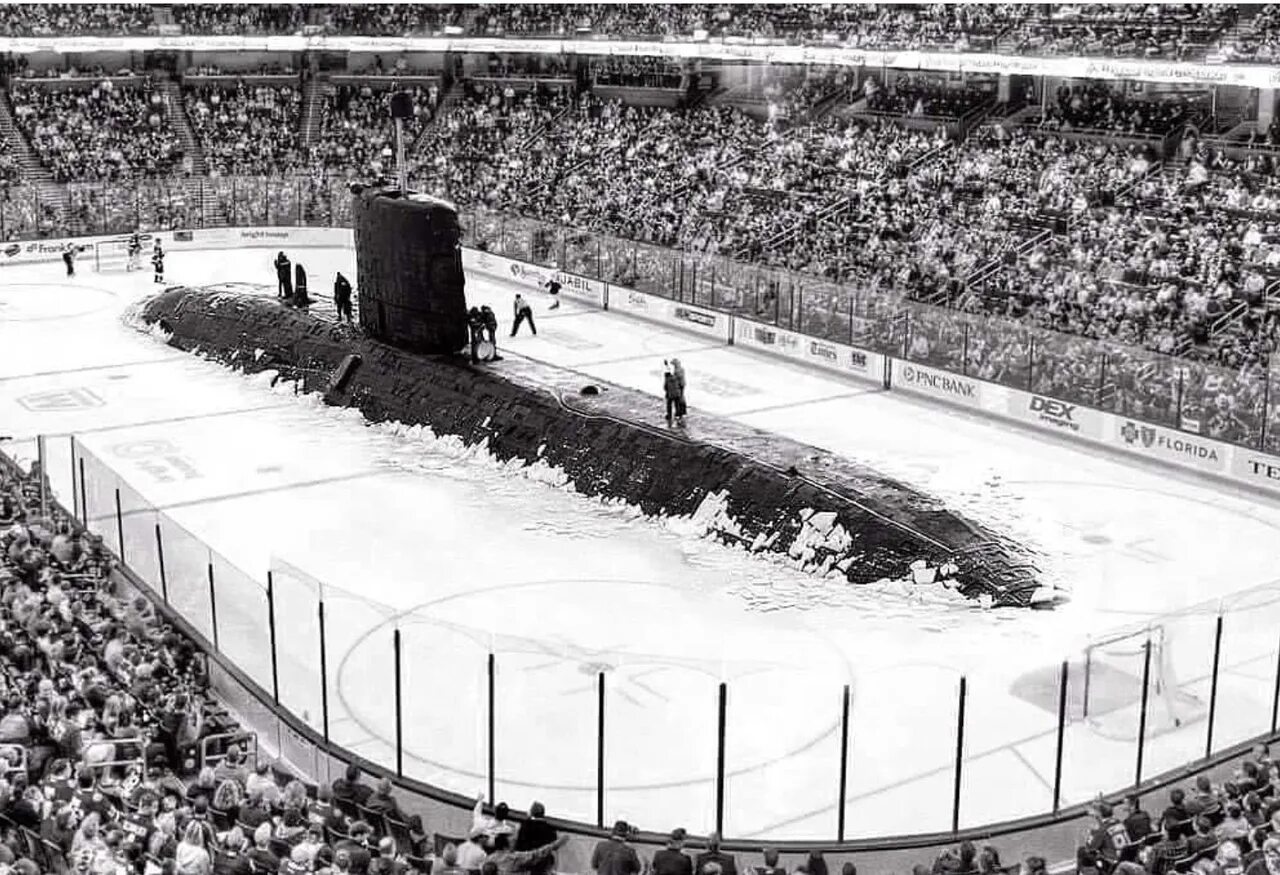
[274,251,293,299]
[151,240,165,283]
[545,277,562,310]
[333,272,353,323]
[62,243,76,277]
[511,294,536,337]
[127,232,142,271]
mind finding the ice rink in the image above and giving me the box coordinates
[4,244,1280,840]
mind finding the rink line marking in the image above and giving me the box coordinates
[126,467,394,515]
[8,402,295,442]
[726,389,882,418]
[0,355,191,383]
[569,342,724,369]
[1009,745,1055,794]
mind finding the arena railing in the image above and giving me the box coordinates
[14,417,1280,864]
[3,174,1278,457]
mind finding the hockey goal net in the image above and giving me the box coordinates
[1081,624,1203,740]
[93,237,139,272]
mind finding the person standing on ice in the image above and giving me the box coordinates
[663,361,683,426]
[294,263,309,308]
[511,294,536,337]
[671,358,687,422]
[333,272,353,323]
[545,277,562,310]
[62,243,76,277]
[151,240,165,284]
[480,305,501,360]
[275,252,292,299]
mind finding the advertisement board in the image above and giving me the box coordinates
[1110,418,1226,474]
[1228,450,1280,491]
[733,318,882,383]
[1004,393,1104,440]
[166,227,353,251]
[462,249,606,307]
[609,285,730,341]
[894,361,983,409]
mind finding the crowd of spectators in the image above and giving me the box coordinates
[1009,4,1238,59]
[590,57,684,90]
[864,77,994,120]
[169,4,307,36]
[1041,82,1192,136]
[319,4,464,37]
[0,4,155,37]
[0,138,21,186]
[5,3,1280,64]
[184,83,305,177]
[9,80,181,182]
[313,83,435,177]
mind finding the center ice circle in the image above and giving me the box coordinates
[332,577,852,793]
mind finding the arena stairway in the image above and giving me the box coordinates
[156,75,207,175]
[0,87,67,229]
[300,75,325,149]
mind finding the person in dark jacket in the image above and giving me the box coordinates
[663,362,684,426]
[694,833,737,875]
[591,822,640,875]
[275,252,292,299]
[652,830,692,875]
[468,307,486,364]
[480,305,501,360]
[294,263,310,308]
[514,802,558,875]
[334,272,354,323]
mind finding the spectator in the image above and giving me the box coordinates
[592,821,641,875]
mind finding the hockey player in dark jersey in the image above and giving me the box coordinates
[546,277,562,310]
[152,240,166,284]
[127,233,143,271]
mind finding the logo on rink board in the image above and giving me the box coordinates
[1117,420,1222,469]
[673,306,717,328]
[899,363,978,401]
[17,387,105,412]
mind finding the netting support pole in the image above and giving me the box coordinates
[207,561,219,652]
[487,653,496,804]
[1206,615,1224,759]
[1135,639,1154,786]
[155,524,168,603]
[78,457,87,528]
[596,671,605,829]
[952,676,967,833]
[1271,631,1280,733]
[837,683,851,841]
[1082,647,1093,719]
[1053,660,1068,813]
[114,488,125,566]
[716,682,727,837]
[318,599,330,744]
[394,628,403,778]
[36,436,47,519]
[266,571,280,704]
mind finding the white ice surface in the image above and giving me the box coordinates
[3,248,1279,841]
